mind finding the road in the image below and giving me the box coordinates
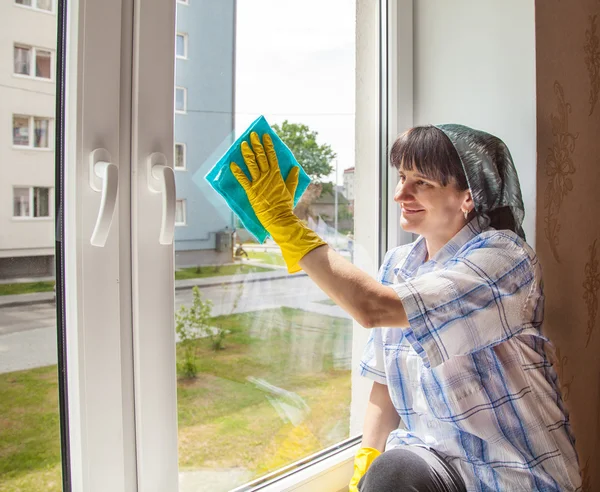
[0,275,351,374]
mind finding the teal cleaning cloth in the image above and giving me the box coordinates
[203,115,310,243]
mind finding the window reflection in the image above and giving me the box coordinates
[173,0,356,489]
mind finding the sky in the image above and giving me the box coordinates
[235,0,356,185]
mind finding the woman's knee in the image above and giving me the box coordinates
[359,448,434,491]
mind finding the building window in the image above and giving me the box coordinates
[174,143,186,170]
[176,33,188,59]
[175,199,186,226]
[13,115,52,148]
[175,87,187,113]
[13,187,51,218]
[15,0,53,12]
[14,45,53,79]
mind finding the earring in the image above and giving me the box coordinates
[463,210,469,220]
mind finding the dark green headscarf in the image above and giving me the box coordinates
[435,124,526,241]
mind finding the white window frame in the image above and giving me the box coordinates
[176,0,189,4]
[13,43,54,81]
[174,142,186,170]
[12,114,53,149]
[12,186,53,220]
[14,0,55,14]
[56,0,389,489]
[174,86,187,114]
[175,199,186,226]
[130,0,387,490]
[175,32,188,59]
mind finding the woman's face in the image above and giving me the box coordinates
[394,166,471,241]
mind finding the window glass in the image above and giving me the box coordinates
[13,115,30,146]
[33,187,50,217]
[36,0,53,11]
[175,199,186,225]
[2,5,60,490]
[175,143,185,169]
[13,187,30,217]
[172,0,356,489]
[14,46,31,75]
[176,34,186,58]
[34,118,50,148]
[175,87,186,112]
[35,49,52,78]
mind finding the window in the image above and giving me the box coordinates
[174,143,186,169]
[12,116,30,146]
[177,0,189,4]
[13,46,30,75]
[35,49,52,78]
[176,33,187,59]
[13,187,51,218]
[175,86,186,113]
[175,199,186,225]
[15,0,53,12]
[14,45,53,79]
[12,115,51,148]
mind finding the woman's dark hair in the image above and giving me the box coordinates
[389,125,469,191]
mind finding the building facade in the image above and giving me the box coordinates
[173,0,236,267]
[0,0,56,279]
[0,0,237,279]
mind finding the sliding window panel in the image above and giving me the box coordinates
[130,0,179,490]
[63,0,137,490]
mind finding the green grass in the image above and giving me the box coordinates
[0,263,275,297]
[174,263,272,280]
[0,308,352,491]
[246,251,286,267]
[317,299,337,306]
[0,282,54,297]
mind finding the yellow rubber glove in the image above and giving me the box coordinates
[349,447,381,492]
[230,132,326,273]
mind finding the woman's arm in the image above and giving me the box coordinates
[298,244,409,328]
[361,381,400,452]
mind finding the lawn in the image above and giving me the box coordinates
[246,250,286,267]
[0,308,352,491]
[175,263,272,280]
[0,282,54,297]
[0,265,272,297]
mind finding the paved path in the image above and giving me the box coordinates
[0,267,351,374]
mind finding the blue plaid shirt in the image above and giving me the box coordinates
[360,219,581,491]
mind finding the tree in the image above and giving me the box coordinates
[272,121,337,220]
[271,121,336,181]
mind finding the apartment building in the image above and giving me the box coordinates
[173,0,236,267]
[0,0,237,278]
[0,0,56,278]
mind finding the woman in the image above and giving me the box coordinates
[230,124,581,491]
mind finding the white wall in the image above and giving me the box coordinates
[0,2,56,258]
[412,0,536,245]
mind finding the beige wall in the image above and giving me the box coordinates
[0,2,56,259]
[536,1,600,489]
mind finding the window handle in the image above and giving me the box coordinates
[89,148,119,247]
[147,152,176,245]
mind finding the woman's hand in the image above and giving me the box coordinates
[230,132,299,230]
[230,132,326,273]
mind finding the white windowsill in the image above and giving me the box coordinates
[13,73,55,83]
[14,3,55,15]
[12,146,53,151]
[12,217,53,222]
[246,443,357,492]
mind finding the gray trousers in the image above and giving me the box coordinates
[358,446,466,492]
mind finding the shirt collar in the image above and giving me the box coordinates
[394,217,485,279]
